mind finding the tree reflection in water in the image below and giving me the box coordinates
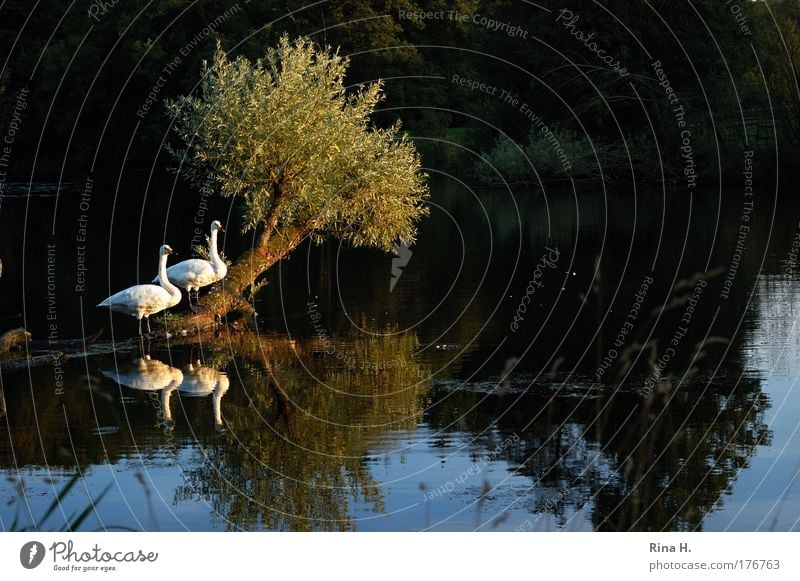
[0,327,772,531]
[424,372,770,531]
[174,330,428,531]
[168,329,769,531]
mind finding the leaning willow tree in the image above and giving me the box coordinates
[167,36,429,327]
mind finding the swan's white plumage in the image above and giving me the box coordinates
[159,258,222,292]
[97,284,180,318]
[178,362,229,429]
[100,356,182,428]
[100,357,184,391]
[98,244,181,334]
[178,362,226,397]
[153,220,227,293]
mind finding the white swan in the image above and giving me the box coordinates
[100,356,182,429]
[153,220,227,307]
[160,384,177,430]
[98,244,182,336]
[177,361,230,430]
[100,356,184,391]
[212,375,230,430]
[178,361,226,397]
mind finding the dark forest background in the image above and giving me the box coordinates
[1,0,799,187]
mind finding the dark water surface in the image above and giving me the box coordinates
[0,175,798,531]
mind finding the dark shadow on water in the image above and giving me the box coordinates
[0,326,773,531]
[0,177,792,530]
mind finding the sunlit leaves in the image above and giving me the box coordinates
[167,35,429,252]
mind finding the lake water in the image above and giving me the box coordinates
[1,175,798,531]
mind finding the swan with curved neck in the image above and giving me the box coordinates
[153,220,227,307]
[176,361,230,431]
[98,245,181,336]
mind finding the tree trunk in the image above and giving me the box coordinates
[170,224,311,332]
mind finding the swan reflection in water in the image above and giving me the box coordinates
[100,356,184,392]
[100,355,229,431]
[177,361,230,431]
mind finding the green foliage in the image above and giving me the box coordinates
[475,138,531,184]
[175,330,427,530]
[167,36,429,252]
[475,129,598,183]
[474,127,666,184]
[7,471,118,532]
[192,235,230,266]
[4,0,800,181]
[746,2,800,149]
